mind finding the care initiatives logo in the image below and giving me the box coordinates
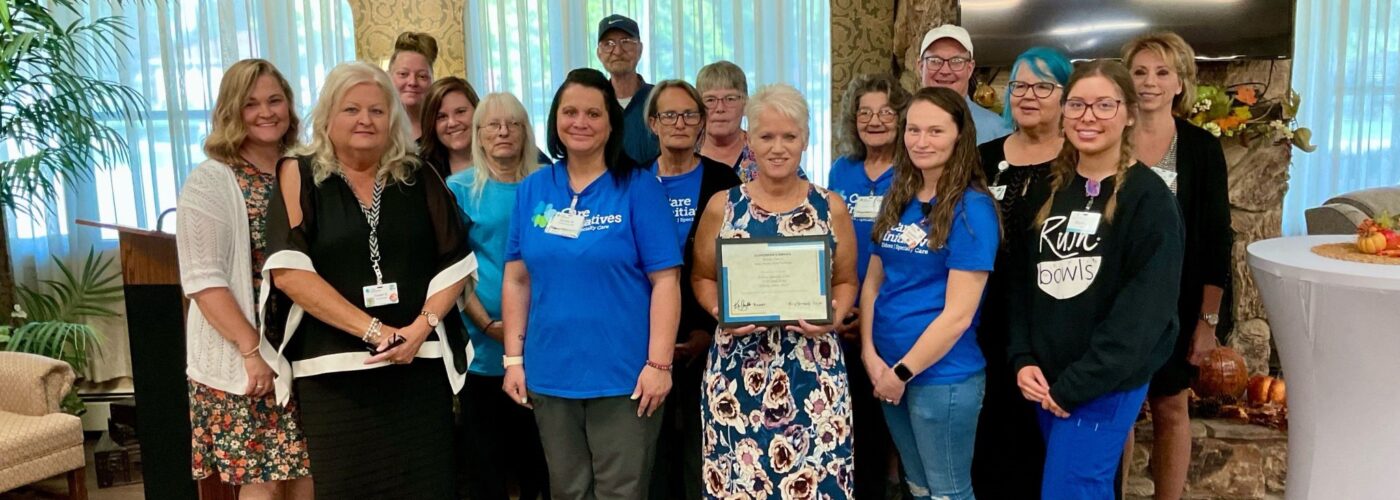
[530,201,624,232]
[531,202,558,228]
[879,222,931,254]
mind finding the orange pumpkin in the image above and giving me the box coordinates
[1193,348,1250,400]
[1248,375,1287,406]
[1357,219,1388,254]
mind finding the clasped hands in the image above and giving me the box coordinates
[1017,366,1070,418]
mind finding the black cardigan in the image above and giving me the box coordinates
[678,156,743,341]
[1171,118,1234,334]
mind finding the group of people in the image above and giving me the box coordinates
[175,13,1231,500]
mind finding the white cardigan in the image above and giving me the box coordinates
[176,159,273,395]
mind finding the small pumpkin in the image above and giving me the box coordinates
[1357,219,1388,254]
[1248,374,1287,407]
[1193,348,1250,400]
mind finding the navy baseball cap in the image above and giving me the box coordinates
[598,14,640,41]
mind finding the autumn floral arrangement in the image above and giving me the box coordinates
[1187,84,1316,152]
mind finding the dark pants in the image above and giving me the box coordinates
[457,373,550,500]
[649,355,704,500]
[531,392,664,500]
[846,340,899,499]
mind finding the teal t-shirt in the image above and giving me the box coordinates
[446,169,519,376]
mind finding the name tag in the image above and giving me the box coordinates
[989,185,1008,201]
[853,195,883,220]
[1151,166,1178,188]
[899,223,927,248]
[1067,211,1102,235]
[544,209,585,238]
[363,282,399,308]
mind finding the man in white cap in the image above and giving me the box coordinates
[918,24,1012,144]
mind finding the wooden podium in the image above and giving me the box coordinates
[74,220,234,500]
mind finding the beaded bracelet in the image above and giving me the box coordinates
[362,317,383,345]
[645,360,672,372]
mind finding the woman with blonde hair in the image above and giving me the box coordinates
[262,61,475,499]
[420,76,482,179]
[177,57,313,500]
[1121,31,1233,500]
[447,92,549,500]
[389,31,438,139]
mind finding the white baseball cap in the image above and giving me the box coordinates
[920,24,974,58]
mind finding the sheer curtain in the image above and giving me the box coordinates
[464,0,834,184]
[1285,0,1400,235]
[3,0,355,382]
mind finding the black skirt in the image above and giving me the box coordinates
[295,360,455,499]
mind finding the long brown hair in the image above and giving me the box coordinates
[419,77,481,177]
[204,59,299,164]
[1034,60,1140,226]
[872,87,996,249]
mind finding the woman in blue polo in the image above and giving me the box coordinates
[860,87,1000,500]
[500,68,681,500]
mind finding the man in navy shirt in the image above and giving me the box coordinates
[917,24,1012,144]
[596,14,659,166]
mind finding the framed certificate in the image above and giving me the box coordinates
[716,235,833,327]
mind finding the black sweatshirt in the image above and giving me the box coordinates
[1007,162,1184,411]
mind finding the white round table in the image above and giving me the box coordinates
[1248,235,1400,500]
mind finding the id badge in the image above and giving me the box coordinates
[1150,167,1178,188]
[989,185,1008,201]
[1067,211,1102,235]
[544,209,585,238]
[363,282,400,308]
[899,223,927,248]
[852,195,882,220]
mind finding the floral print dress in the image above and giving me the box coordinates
[701,184,855,499]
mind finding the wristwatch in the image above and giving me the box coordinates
[1199,313,1220,327]
[892,362,915,383]
[420,310,440,328]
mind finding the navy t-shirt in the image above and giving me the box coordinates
[505,162,681,398]
[648,160,705,250]
[826,155,894,285]
[871,189,999,385]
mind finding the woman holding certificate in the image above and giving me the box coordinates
[859,86,1000,500]
[1006,60,1184,499]
[691,83,859,499]
[500,68,682,500]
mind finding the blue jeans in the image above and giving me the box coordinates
[1037,384,1149,500]
[881,372,985,500]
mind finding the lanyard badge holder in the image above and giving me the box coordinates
[852,185,883,221]
[989,160,1010,201]
[343,173,399,308]
[545,195,585,238]
[1067,179,1102,235]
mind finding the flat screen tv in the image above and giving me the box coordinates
[961,0,1295,66]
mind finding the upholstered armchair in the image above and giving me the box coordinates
[1305,185,1400,234]
[0,351,87,499]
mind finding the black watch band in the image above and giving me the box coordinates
[893,362,914,383]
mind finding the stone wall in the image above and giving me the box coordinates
[1127,419,1288,499]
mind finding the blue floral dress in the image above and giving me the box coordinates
[701,183,855,499]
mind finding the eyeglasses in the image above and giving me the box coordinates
[655,111,703,126]
[920,56,970,72]
[479,120,523,134]
[702,94,744,109]
[1063,98,1123,120]
[597,38,640,53]
[856,107,898,124]
[1009,81,1062,99]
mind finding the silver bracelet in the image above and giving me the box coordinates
[362,317,383,345]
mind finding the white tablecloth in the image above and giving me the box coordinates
[1248,235,1400,500]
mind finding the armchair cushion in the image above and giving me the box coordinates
[1306,186,1400,235]
[0,412,85,492]
[0,351,75,416]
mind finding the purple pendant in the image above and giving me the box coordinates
[1085,179,1101,197]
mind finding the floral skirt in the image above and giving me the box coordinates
[189,379,312,484]
[701,328,855,499]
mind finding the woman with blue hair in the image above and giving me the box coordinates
[972,46,1072,499]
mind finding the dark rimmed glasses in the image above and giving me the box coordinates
[1009,81,1063,99]
[1064,98,1122,120]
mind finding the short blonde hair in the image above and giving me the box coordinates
[204,59,299,164]
[465,92,542,201]
[696,60,748,96]
[295,62,418,185]
[1122,31,1199,117]
[745,83,809,143]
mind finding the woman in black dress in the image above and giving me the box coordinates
[262,61,475,499]
[973,47,1072,499]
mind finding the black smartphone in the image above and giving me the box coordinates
[366,334,406,355]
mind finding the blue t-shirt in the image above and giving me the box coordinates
[446,169,519,376]
[871,189,999,385]
[648,160,705,250]
[505,162,681,398]
[826,155,894,285]
[967,96,1012,145]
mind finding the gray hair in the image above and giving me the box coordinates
[745,83,809,143]
[294,62,418,185]
[696,60,748,96]
[466,92,543,202]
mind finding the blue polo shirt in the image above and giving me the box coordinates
[826,155,895,285]
[505,162,681,398]
[967,96,1012,145]
[446,170,518,376]
[648,161,705,249]
[620,78,659,166]
[871,189,998,385]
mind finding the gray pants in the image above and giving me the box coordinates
[530,392,664,500]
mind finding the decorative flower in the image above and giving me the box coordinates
[11,303,26,320]
[1236,86,1259,106]
[745,472,774,498]
[743,366,767,396]
[783,424,812,456]
[826,459,854,496]
[710,379,748,432]
[779,466,824,500]
[764,370,792,404]
[762,397,797,429]
[733,438,764,473]
[1203,122,1222,137]
[803,388,833,423]
[814,416,850,454]
[704,458,730,497]
[777,204,822,236]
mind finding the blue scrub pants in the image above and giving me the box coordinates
[1036,384,1148,500]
